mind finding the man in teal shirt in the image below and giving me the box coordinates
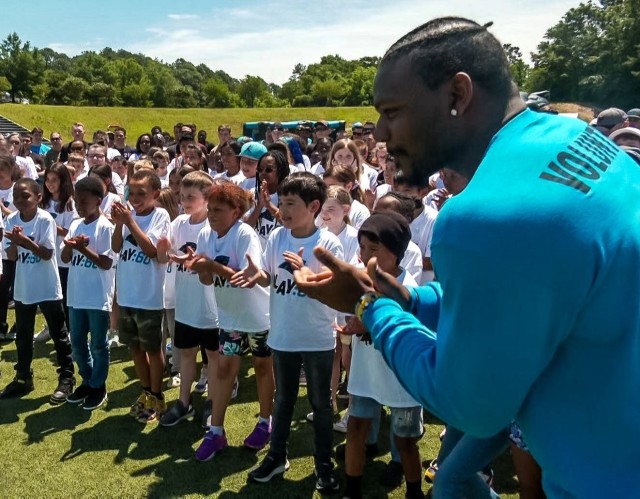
[295,17,640,498]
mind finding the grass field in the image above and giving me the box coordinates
[0,312,521,498]
[0,105,380,142]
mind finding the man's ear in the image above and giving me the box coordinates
[449,72,473,117]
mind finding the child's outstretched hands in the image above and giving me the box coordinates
[5,226,28,247]
[230,253,262,288]
[63,235,90,250]
[283,247,304,272]
[111,202,133,226]
[185,253,210,274]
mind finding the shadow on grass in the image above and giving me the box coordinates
[0,394,50,425]
[23,402,91,443]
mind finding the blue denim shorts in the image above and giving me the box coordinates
[350,394,423,438]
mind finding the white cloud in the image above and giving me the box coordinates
[131,1,579,84]
[167,14,200,21]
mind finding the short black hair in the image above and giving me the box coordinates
[15,177,42,196]
[377,192,415,223]
[278,172,327,217]
[383,17,512,97]
[131,168,161,191]
[75,176,105,200]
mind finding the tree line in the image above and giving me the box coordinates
[0,0,638,109]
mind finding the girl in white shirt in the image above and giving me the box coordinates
[89,164,120,221]
[319,185,359,427]
[327,139,375,209]
[322,163,370,230]
[42,163,80,332]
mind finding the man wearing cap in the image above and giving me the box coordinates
[626,108,640,129]
[238,142,268,192]
[314,121,332,140]
[609,127,640,149]
[270,122,285,142]
[596,107,628,136]
[293,17,640,498]
[351,122,364,140]
[296,122,313,144]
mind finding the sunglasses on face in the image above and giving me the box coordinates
[271,127,284,131]
[363,129,375,134]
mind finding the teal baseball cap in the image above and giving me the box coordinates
[238,142,267,161]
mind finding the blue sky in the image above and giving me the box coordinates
[0,0,579,84]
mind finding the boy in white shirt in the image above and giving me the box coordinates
[111,169,170,423]
[343,211,424,499]
[0,178,76,403]
[61,177,115,410]
[157,172,219,428]
[234,172,343,493]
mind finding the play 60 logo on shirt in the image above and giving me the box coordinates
[17,236,40,264]
[120,234,151,265]
[71,253,98,269]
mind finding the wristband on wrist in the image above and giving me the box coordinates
[355,291,378,322]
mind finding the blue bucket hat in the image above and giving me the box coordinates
[238,141,267,161]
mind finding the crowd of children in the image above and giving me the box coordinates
[0,120,489,499]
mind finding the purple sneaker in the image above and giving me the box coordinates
[195,431,228,461]
[243,421,271,450]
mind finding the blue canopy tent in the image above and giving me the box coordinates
[242,120,345,141]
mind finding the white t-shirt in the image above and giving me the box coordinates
[199,221,268,332]
[310,162,325,177]
[401,240,423,283]
[44,199,79,268]
[373,184,392,209]
[410,204,438,284]
[0,184,14,260]
[253,192,279,249]
[262,227,342,352]
[163,261,176,309]
[335,224,359,265]
[362,163,379,194]
[15,156,39,180]
[100,193,121,218]
[215,170,245,185]
[171,215,218,329]
[116,207,170,310]
[65,215,115,311]
[5,209,61,304]
[239,176,257,192]
[349,200,370,230]
[348,269,420,407]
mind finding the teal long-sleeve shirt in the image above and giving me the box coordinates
[363,109,640,498]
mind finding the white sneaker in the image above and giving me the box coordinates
[5,325,16,340]
[108,329,120,348]
[306,411,314,423]
[34,327,50,343]
[333,411,349,433]
[194,365,208,393]
[167,372,181,388]
[231,377,239,399]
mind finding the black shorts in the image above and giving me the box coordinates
[174,321,219,351]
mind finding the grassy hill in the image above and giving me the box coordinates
[0,104,380,141]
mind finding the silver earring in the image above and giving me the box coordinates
[450,109,458,117]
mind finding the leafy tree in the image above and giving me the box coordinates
[311,79,346,106]
[202,78,233,107]
[58,76,90,105]
[237,75,268,108]
[170,85,198,108]
[0,33,45,101]
[503,44,530,89]
[0,76,10,94]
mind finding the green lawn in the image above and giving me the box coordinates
[0,312,520,498]
[0,104,380,142]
